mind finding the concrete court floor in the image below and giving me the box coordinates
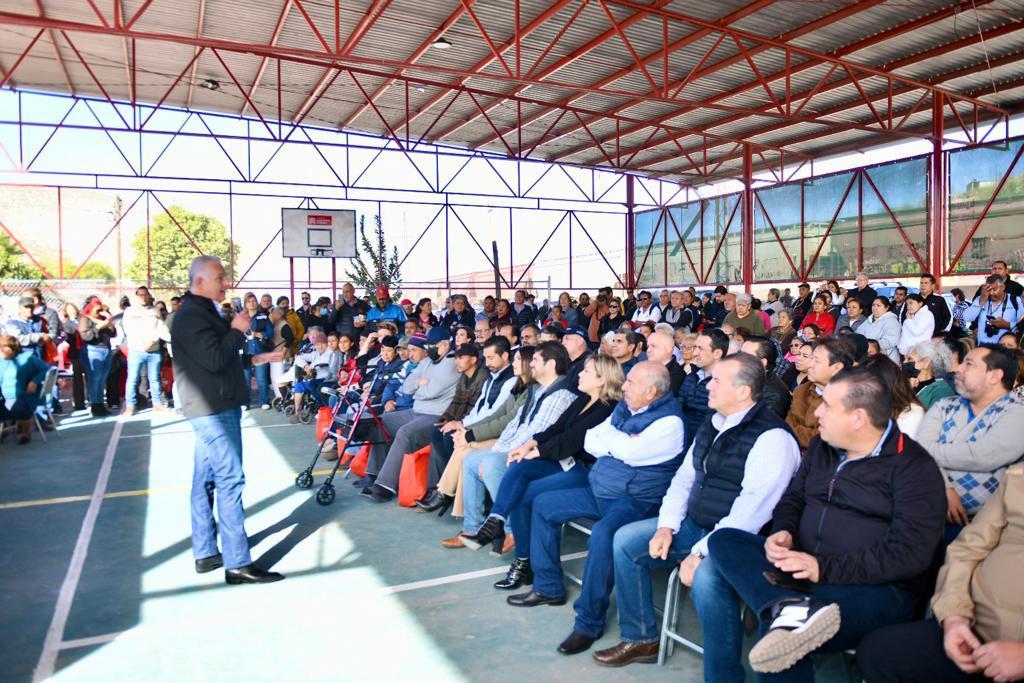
[0,406,856,683]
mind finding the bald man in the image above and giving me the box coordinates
[645,330,685,395]
[508,361,686,657]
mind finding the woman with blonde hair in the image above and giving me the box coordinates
[466,354,625,589]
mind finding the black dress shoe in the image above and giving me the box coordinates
[225,564,285,585]
[194,554,223,574]
[558,630,600,655]
[494,557,533,590]
[363,483,394,503]
[461,516,504,551]
[506,590,566,607]
[415,490,453,514]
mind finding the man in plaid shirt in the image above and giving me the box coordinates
[456,341,578,546]
[916,345,1024,545]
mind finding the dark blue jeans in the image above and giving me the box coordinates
[505,460,590,558]
[707,528,918,683]
[243,363,271,406]
[530,486,658,638]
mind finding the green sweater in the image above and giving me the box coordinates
[917,378,957,410]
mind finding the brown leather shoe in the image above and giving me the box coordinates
[441,532,470,548]
[592,640,659,667]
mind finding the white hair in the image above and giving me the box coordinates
[735,293,752,305]
[188,255,223,287]
[910,340,953,377]
[654,322,675,336]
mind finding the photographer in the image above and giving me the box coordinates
[964,275,1022,345]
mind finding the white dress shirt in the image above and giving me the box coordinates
[584,405,684,467]
[655,404,801,558]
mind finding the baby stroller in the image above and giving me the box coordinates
[294,361,391,506]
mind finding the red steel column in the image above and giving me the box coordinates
[930,94,946,287]
[625,174,636,290]
[742,144,754,293]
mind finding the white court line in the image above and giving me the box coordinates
[55,550,590,652]
[34,417,125,682]
[120,422,304,439]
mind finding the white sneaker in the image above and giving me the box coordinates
[749,598,840,674]
[261,404,271,410]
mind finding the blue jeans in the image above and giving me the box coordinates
[243,364,272,406]
[126,349,163,409]
[612,517,709,641]
[530,486,658,638]
[462,449,509,533]
[84,345,112,406]
[707,529,918,683]
[498,460,590,557]
[189,408,251,569]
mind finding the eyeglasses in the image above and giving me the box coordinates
[682,344,696,350]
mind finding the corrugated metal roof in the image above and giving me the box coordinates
[0,0,1021,183]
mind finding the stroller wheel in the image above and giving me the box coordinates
[299,405,314,424]
[315,483,335,506]
[271,397,282,410]
[284,404,295,417]
[295,469,314,489]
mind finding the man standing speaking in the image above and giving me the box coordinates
[172,256,284,585]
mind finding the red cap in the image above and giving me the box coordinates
[400,299,413,306]
[375,285,390,298]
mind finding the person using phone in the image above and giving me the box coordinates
[857,463,1024,682]
[593,353,800,672]
[701,367,946,678]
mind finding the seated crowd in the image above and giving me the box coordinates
[12,259,1024,681]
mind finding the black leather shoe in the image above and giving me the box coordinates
[558,631,600,655]
[506,590,566,607]
[416,491,453,515]
[361,483,393,503]
[225,564,285,585]
[194,554,223,574]
[461,516,504,551]
[494,557,532,590]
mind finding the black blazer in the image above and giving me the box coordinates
[171,292,251,419]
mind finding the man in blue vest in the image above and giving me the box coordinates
[507,361,685,657]
[594,353,801,672]
[678,328,729,451]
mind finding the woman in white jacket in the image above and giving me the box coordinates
[898,294,935,356]
[859,295,902,363]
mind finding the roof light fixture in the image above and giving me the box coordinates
[199,78,221,92]
[431,37,452,50]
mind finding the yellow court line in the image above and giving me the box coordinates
[0,469,340,511]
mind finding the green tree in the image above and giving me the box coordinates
[343,214,402,300]
[127,206,238,286]
[0,232,42,279]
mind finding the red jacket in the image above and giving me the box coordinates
[800,311,836,337]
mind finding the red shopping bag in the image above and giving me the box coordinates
[315,406,333,442]
[348,444,371,478]
[397,445,431,507]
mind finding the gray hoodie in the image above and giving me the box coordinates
[402,354,459,416]
[858,311,901,363]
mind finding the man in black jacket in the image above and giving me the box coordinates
[703,367,946,679]
[919,273,951,333]
[172,256,284,585]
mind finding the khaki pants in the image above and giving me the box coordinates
[438,438,496,517]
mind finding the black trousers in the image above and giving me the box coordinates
[857,619,987,683]
[69,355,87,409]
[427,427,454,489]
